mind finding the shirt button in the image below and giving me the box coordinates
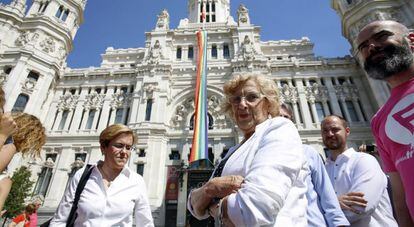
[334,177,337,180]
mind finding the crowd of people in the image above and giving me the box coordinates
[0,19,413,226]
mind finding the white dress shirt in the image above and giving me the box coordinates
[325,148,397,227]
[188,117,309,227]
[50,162,154,227]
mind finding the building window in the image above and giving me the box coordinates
[315,102,325,122]
[212,15,216,22]
[346,101,359,122]
[62,9,70,21]
[188,46,194,59]
[115,108,123,123]
[169,150,181,160]
[85,110,96,129]
[3,66,13,75]
[38,2,49,13]
[58,110,69,130]
[27,71,40,82]
[145,99,153,121]
[138,149,146,157]
[137,163,144,176]
[223,44,230,59]
[33,153,57,197]
[211,45,217,59]
[12,94,29,112]
[176,47,182,60]
[55,6,64,18]
[190,113,213,130]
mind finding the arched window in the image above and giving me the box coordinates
[176,47,182,60]
[33,153,57,197]
[55,6,64,18]
[12,94,29,112]
[223,44,230,59]
[58,110,69,130]
[188,46,194,59]
[190,113,213,130]
[211,45,217,59]
[145,99,153,121]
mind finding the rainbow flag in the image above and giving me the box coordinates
[189,30,208,164]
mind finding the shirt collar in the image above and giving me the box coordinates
[96,160,131,178]
[327,147,356,163]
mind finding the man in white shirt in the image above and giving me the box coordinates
[321,115,397,227]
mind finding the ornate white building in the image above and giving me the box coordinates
[0,0,412,226]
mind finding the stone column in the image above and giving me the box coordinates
[69,88,88,133]
[52,110,63,131]
[63,110,74,131]
[79,109,90,130]
[323,77,342,116]
[97,86,115,130]
[4,57,28,111]
[339,98,351,122]
[294,79,313,129]
[44,89,64,129]
[352,98,365,122]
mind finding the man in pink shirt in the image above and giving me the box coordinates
[356,20,414,227]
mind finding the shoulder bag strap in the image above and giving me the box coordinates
[66,164,94,227]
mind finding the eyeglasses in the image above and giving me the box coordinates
[111,143,135,152]
[229,92,263,105]
[279,114,291,120]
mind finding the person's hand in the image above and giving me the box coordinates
[0,210,6,217]
[204,175,244,198]
[0,113,16,138]
[338,192,367,214]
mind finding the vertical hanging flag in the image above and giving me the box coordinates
[189,29,208,164]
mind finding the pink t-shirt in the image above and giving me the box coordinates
[371,77,414,219]
[29,212,37,227]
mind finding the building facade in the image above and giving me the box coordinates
[0,0,411,226]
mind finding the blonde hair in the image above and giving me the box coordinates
[222,74,280,118]
[99,124,137,147]
[12,113,46,157]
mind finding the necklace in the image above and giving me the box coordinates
[99,165,114,187]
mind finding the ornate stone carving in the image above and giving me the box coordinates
[156,9,169,30]
[15,31,30,46]
[40,36,56,53]
[146,40,163,65]
[170,95,228,130]
[237,4,250,25]
[110,90,130,109]
[143,83,158,98]
[84,91,104,110]
[279,84,298,104]
[237,35,257,61]
[335,82,359,101]
[21,78,36,94]
[305,83,328,102]
[58,93,79,111]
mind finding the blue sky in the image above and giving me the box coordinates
[2,0,351,68]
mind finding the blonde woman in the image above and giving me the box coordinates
[51,124,153,227]
[188,74,308,226]
[0,111,44,214]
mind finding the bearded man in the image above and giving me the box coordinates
[356,20,414,226]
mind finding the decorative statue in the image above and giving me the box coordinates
[237,4,250,25]
[156,9,170,30]
[147,40,163,65]
[239,35,256,61]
